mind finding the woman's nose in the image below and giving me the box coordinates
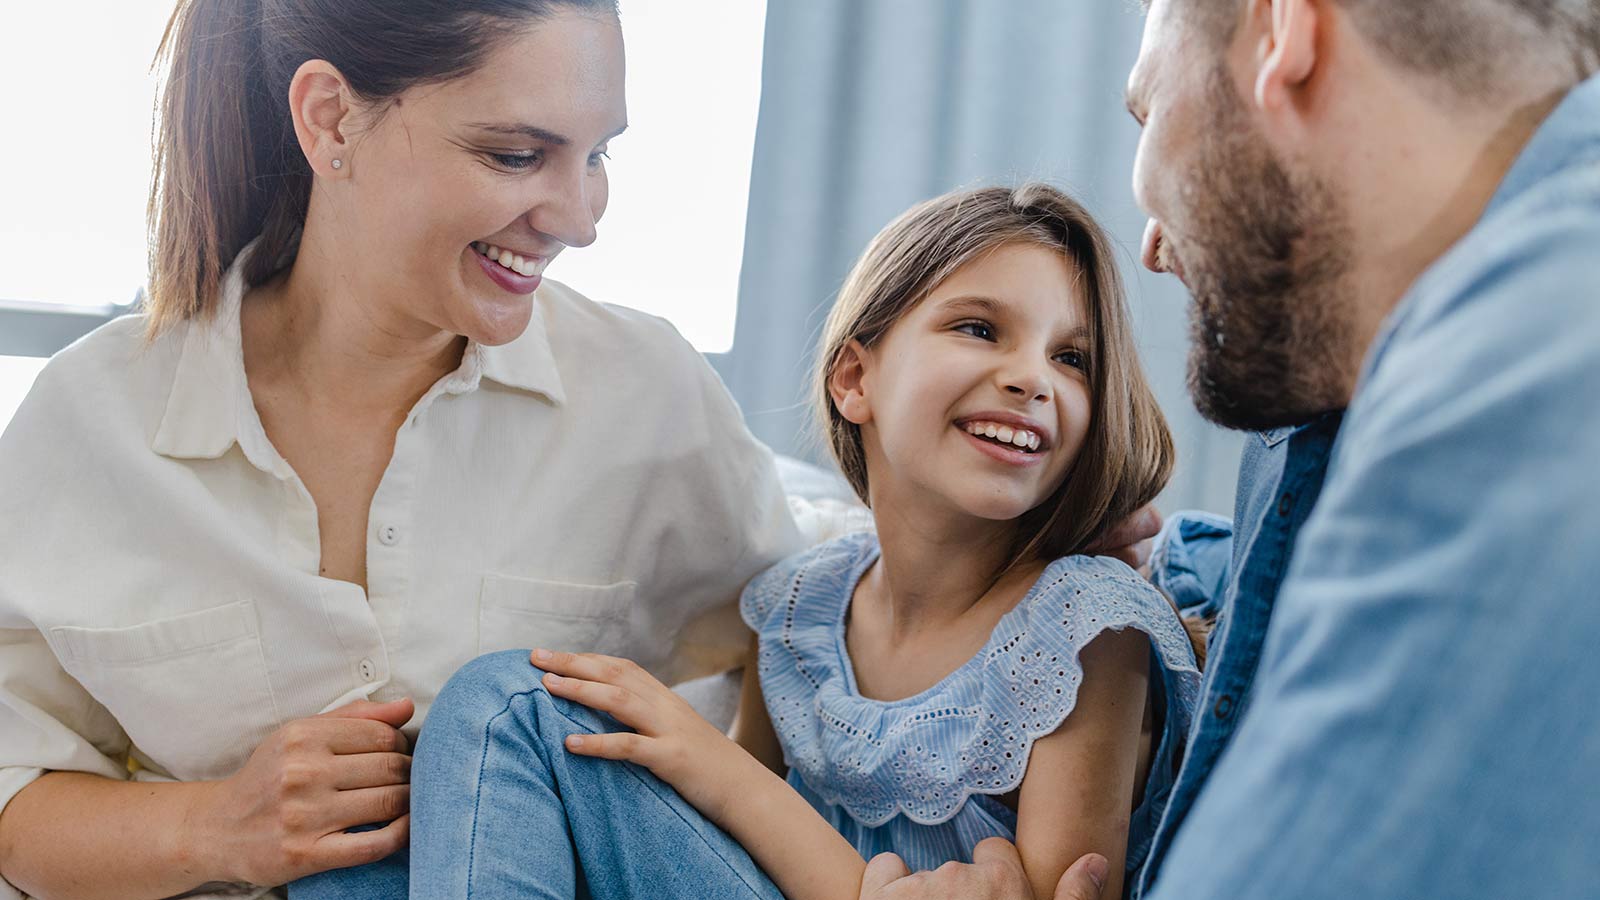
[527,167,599,250]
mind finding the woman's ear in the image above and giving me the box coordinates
[829,340,873,426]
[288,59,357,177]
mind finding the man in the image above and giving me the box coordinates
[862,0,1600,897]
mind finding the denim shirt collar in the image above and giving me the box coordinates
[1484,73,1600,221]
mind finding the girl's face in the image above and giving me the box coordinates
[841,242,1095,525]
[324,9,627,345]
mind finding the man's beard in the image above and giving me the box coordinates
[1172,69,1356,432]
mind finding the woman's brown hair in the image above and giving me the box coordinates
[814,183,1176,568]
[145,0,617,336]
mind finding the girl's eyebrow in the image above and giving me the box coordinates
[937,296,1004,316]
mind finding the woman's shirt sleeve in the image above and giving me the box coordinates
[0,364,134,900]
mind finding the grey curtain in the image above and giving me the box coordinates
[714,0,1243,514]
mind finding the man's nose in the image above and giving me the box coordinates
[1141,218,1167,274]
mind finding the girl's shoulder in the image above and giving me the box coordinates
[739,530,877,634]
[770,551,1203,829]
[1008,554,1201,701]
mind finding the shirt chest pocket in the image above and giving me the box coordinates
[477,575,637,657]
[48,599,283,783]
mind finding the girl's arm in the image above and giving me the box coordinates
[730,635,786,775]
[1014,628,1152,900]
[533,648,867,900]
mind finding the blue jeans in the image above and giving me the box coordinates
[288,650,782,899]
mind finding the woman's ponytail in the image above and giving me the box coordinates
[146,0,309,337]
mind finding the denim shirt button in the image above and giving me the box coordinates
[1213,694,1234,719]
[1277,492,1295,517]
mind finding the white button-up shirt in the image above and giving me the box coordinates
[0,258,802,898]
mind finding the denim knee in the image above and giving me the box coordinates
[428,649,611,740]
[429,649,546,726]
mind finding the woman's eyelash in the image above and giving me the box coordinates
[489,150,542,171]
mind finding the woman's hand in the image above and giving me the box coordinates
[189,697,415,887]
[530,648,753,824]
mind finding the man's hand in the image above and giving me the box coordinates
[1086,504,1163,574]
[856,838,1108,900]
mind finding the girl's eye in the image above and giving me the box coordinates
[1055,348,1088,370]
[588,148,611,172]
[489,150,543,172]
[954,321,995,341]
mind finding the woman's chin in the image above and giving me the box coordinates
[463,297,536,347]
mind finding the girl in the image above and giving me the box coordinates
[407,184,1201,900]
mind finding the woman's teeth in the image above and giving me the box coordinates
[473,242,540,278]
[964,421,1042,452]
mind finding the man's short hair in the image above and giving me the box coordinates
[1164,0,1600,100]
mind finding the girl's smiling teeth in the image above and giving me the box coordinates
[962,421,1043,452]
[473,241,542,277]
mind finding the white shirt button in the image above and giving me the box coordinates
[358,658,378,682]
[377,524,401,546]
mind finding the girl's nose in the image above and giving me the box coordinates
[1002,368,1051,403]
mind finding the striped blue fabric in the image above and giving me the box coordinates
[740,531,1201,876]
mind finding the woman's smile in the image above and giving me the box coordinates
[471,241,545,295]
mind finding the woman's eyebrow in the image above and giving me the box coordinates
[465,122,629,146]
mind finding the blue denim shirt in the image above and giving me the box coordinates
[1144,75,1600,899]
[1134,413,1342,898]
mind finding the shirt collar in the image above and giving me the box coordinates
[152,242,567,462]
[151,248,260,463]
[471,299,567,405]
[1485,73,1600,220]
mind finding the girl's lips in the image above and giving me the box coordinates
[472,246,542,295]
[960,428,1047,467]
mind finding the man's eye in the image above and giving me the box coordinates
[955,321,994,340]
[588,149,611,171]
[1056,348,1088,370]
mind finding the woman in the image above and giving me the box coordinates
[0,1,799,897]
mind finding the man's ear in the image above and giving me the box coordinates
[828,340,873,426]
[1252,0,1320,113]
[288,59,358,177]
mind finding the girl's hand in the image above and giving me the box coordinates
[529,648,753,822]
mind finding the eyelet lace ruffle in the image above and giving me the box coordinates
[741,532,1201,828]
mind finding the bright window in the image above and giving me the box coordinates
[0,0,765,353]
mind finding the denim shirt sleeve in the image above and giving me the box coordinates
[1145,173,1600,896]
[1149,512,1234,621]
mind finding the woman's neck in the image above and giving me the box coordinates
[242,238,466,422]
[861,486,1040,643]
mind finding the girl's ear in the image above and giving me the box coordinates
[829,340,873,426]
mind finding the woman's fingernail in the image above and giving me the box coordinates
[532,649,552,662]
[566,734,584,748]
[544,672,564,686]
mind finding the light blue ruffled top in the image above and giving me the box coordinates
[739,531,1201,877]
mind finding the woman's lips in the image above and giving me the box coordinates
[472,246,542,296]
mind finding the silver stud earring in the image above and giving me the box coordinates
[331,159,343,170]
